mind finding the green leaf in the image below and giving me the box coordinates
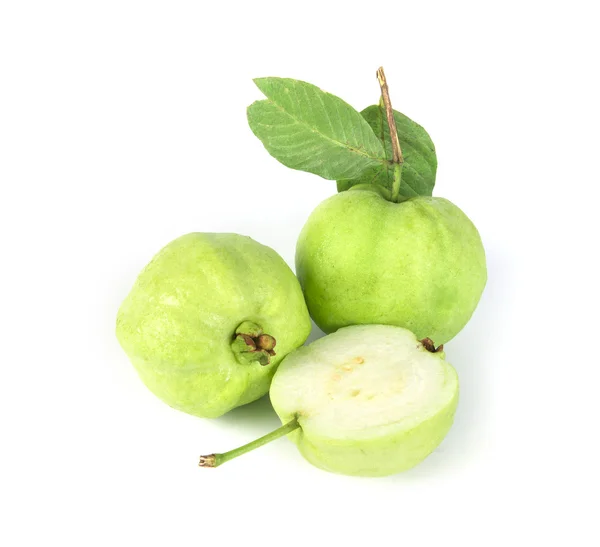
[337,105,437,198]
[247,78,386,180]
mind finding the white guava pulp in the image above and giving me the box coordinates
[269,325,459,477]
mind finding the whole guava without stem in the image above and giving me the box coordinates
[116,233,312,418]
[295,185,487,344]
[199,324,458,477]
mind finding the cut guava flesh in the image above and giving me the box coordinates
[270,324,459,476]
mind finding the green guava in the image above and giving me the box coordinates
[199,324,458,477]
[116,233,312,418]
[295,185,487,344]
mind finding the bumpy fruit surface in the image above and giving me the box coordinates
[296,186,486,344]
[117,233,312,418]
[270,324,459,477]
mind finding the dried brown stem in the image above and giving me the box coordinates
[376,67,403,164]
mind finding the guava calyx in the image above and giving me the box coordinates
[235,321,263,338]
[231,321,277,366]
[256,334,276,351]
[420,337,444,354]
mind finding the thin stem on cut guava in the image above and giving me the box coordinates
[376,67,404,203]
[198,418,300,468]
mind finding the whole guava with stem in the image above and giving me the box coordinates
[116,233,312,418]
[295,184,487,344]
[199,324,458,477]
[243,68,485,344]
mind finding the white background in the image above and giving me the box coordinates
[1,1,599,545]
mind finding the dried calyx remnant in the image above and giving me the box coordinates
[420,338,444,354]
[231,321,277,366]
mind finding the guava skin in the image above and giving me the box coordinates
[290,400,458,477]
[116,233,312,418]
[295,186,487,344]
[289,402,458,477]
[270,325,459,477]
